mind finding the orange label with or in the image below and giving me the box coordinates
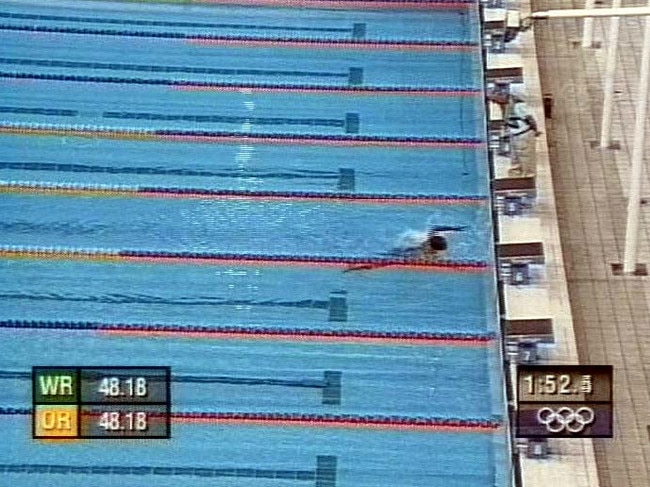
[35,405,78,438]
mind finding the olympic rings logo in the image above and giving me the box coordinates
[536,406,595,433]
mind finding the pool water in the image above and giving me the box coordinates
[0,1,510,486]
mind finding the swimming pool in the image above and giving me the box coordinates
[0,1,510,486]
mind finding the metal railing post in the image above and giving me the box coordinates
[622,0,650,273]
[600,0,623,148]
[582,0,597,47]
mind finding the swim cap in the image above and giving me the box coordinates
[428,235,447,251]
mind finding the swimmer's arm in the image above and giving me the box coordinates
[344,261,398,272]
[343,264,377,273]
[343,249,422,272]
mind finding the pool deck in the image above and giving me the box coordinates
[495,0,601,485]
[522,0,650,485]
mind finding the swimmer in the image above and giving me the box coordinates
[344,225,466,272]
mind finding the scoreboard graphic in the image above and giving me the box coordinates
[516,365,613,438]
[32,367,171,439]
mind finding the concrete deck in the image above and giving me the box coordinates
[499,216,542,242]
[503,285,551,318]
[490,0,600,485]
[531,0,650,485]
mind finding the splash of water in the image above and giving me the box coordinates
[394,229,428,250]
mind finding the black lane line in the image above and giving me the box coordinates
[0,221,106,235]
[0,162,339,180]
[0,58,348,79]
[0,106,77,117]
[0,11,351,33]
[0,370,326,389]
[102,111,346,128]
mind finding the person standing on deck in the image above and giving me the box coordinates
[488,85,541,177]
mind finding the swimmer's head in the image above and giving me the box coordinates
[427,234,447,252]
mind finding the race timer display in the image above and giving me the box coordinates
[32,367,171,439]
[516,365,613,438]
